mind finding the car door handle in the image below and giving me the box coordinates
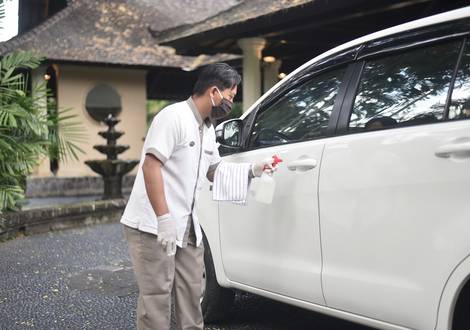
[287,158,317,171]
[435,142,470,158]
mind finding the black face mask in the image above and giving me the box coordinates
[211,88,233,120]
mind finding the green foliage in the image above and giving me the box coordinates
[147,99,174,127]
[226,101,243,120]
[0,50,87,211]
[47,105,87,164]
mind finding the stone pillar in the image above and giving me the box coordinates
[263,59,282,93]
[237,37,266,112]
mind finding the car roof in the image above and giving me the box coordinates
[240,6,470,119]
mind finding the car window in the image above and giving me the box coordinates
[349,40,461,131]
[449,39,470,121]
[248,67,346,148]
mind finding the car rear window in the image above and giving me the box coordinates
[349,40,462,132]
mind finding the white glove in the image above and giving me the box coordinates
[157,213,177,256]
[251,158,279,177]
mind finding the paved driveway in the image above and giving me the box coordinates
[0,223,374,330]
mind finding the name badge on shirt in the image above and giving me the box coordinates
[204,150,213,155]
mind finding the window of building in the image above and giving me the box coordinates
[85,84,122,122]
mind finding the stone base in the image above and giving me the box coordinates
[0,199,127,242]
[25,175,136,198]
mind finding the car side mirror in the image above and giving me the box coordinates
[215,119,243,150]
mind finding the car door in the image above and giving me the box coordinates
[218,66,347,304]
[319,37,470,329]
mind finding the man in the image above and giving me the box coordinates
[120,63,274,330]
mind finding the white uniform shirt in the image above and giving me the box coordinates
[120,97,221,247]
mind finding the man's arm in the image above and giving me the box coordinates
[143,154,169,216]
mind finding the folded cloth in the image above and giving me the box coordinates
[212,161,252,204]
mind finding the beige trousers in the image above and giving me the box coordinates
[123,217,204,330]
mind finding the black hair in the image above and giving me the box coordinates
[193,63,241,96]
[365,116,397,129]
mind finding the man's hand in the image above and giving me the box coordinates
[157,214,177,256]
[251,158,279,177]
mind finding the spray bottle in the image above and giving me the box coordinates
[253,155,283,204]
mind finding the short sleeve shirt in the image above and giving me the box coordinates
[120,97,221,247]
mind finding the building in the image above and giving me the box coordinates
[155,0,468,111]
[0,0,235,180]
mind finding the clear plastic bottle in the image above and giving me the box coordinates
[254,155,282,204]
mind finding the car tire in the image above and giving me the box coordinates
[453,281,470,330]
[201,232,235,322]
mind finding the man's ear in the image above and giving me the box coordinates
[210,86,218,97]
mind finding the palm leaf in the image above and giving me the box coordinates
[47,107,87,163]
[0,185,24,211]
[0,50,87,211]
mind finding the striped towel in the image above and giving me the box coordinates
[212,161,252,204]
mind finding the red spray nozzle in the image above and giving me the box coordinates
[264,155,283,170]
[272,155,283,166]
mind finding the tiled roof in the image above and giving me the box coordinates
[0,0,238,68]
[154,0,315,44]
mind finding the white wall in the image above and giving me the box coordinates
[32,64,147,178]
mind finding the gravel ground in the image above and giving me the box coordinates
[0,222,375,330]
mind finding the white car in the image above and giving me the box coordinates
[197,7,470,330]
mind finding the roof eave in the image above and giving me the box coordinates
[156,1,318,54]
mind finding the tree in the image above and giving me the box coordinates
[0,1,86,211]
[0,51,87,211]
